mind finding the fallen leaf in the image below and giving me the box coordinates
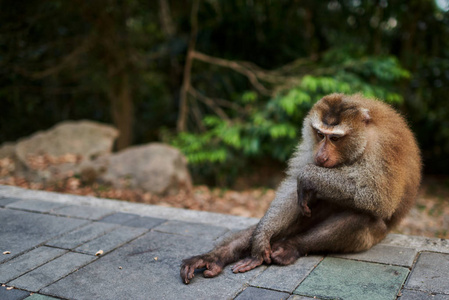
[2,251,10,255]
[95,250,104,256]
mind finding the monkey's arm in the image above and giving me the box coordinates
[298,164,391,219]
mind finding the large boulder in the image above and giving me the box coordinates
[16,120,118,167]
[2,120,118,181]
[83,143,192,195]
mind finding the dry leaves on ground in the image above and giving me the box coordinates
[0,175,447,239]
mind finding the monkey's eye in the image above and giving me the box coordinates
[330,136,340,142]
[317,131,325,140]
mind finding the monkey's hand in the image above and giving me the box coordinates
[231,246,271,273]
[297,177,314,217]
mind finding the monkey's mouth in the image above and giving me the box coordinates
[315,160,338,168]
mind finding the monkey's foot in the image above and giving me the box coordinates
[271,242,301,265]
[231,257,264,273]
[180,255,223,284]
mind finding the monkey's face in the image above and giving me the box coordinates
[308,94,370,168]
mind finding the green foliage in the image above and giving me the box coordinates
[1,0,449,183]
[168,51,410,184]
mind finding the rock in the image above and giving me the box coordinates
[0,120,118,181]
[15,120,118,168]
[84,143,192,195]
[0,142,16,159]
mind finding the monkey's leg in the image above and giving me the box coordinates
[270,212,388,265]
[232,177,301,273]
[180,225,255,284]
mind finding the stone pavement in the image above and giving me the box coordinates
[0,185,448,300]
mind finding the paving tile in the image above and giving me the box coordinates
[0,246,67,283]
[46,222,118,249]
[0,209,88,263]
[51,205,114,220]
[6,200,67,213]
[98,212,140,224]
[250,255,322,293]
[9,252,96,292]
[235,286,290,300]
[294,257,409,300]
[0,286,30,300]
[74,225,148,255]
[405,252,449,294]
[0,197,21,207]
[287,296,316,300]
[399,289,449,300]
[154,220,229,240]
[123,216,166,229]
[42,231,265,300]
[332,244,418,267]
[24,295,60,300]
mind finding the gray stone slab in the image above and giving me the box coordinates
[381,234,449,254]
[0,209,87,263]
[51,205,114,220]
[0,286,30,300]
[235,286,290,300]
[74,225,148,255]
[399,289,449,300]
[25,295,60,300]
[98,212,140,224]
[5,200,67,213]
[332,244,418,267]
[0,246,67,283]
[46,222,118,249]
[9,252,96,292]
[154,220,229,240]
[405,252,449,294]
[123,216,166,229]
[0,197,21,207]
[294,257,409,300]
[250,255,323,293]
[42,231,265,300]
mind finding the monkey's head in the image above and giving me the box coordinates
[305,94,371,168]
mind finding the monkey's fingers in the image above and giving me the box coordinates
[300,202,312,217]
[231,257,263,273]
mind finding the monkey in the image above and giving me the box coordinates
[180,93,421,284]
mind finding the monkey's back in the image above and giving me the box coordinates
[352,95,422,228]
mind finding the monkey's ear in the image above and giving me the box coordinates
[361,108,371,124]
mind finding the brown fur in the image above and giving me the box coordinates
[180,93,421,284]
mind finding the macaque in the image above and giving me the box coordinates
[180,93,421,284]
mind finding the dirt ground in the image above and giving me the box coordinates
[1,175,448,239]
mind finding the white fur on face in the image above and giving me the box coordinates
[311,116,348,136]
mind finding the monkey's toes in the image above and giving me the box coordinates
[180,256,207,284]
[180,264,195,284]
[203,263,223,278]
[232,257,263,273]
[271,247,300,265]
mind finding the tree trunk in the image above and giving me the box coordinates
[108,71,134,150]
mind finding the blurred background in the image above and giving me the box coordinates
[0,0,448,237]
